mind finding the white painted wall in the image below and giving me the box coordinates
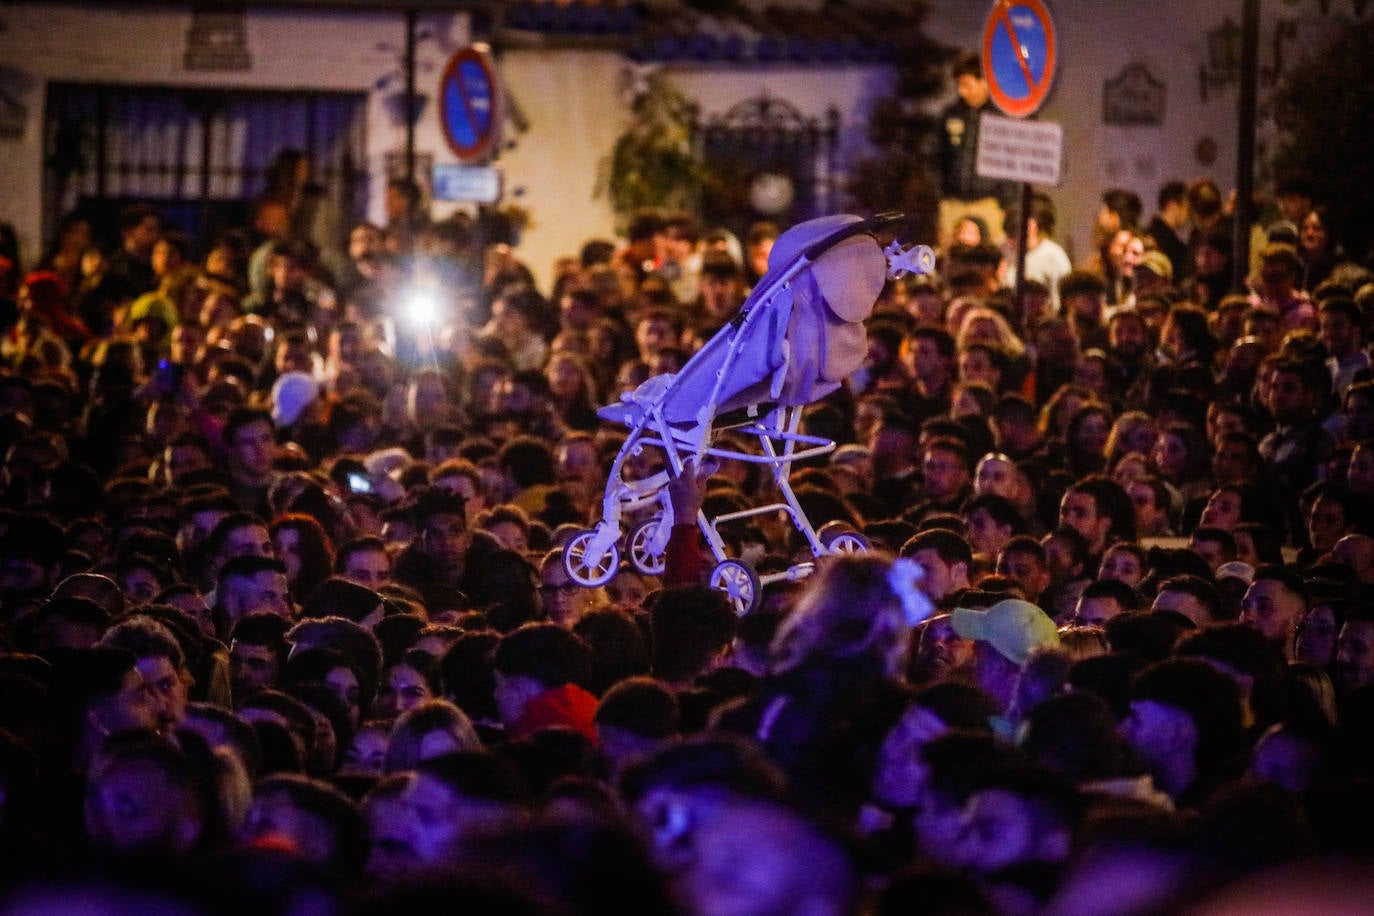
[0,1,891,293]
[495,49,625,283]
[0,1,1356,292]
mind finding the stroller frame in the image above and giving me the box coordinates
[564,213,935,612]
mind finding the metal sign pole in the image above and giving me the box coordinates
[1015,181,1032,305]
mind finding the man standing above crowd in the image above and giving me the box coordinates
[939,52,1015,249]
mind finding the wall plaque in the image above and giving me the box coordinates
[1103,62,1166,126]
[185,8,252,72]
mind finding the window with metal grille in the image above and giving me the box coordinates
[43,83,368,250]
[693,95,840,248]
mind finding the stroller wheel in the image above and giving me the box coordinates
[821,528,870,555]
[627,517,668,576]
[564,530,620,587]
[709,559,760,615]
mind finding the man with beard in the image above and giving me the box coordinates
[1239,565,1308,662]
[910,437,975,519]
[1259,358,1334,510]
[1107,308,1153,400]
[902,529,972,605]
[909,614,976,684]
[1320,297,1368,399]
[100,616,193,734]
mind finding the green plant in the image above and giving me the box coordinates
[598,70,704,229]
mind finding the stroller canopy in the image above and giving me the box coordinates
[602,215,888,429]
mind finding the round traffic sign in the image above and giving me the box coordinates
[439,46,501,162]
[981,0,1058,119]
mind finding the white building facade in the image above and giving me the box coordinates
[0,1,1358,288]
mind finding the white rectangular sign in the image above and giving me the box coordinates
[432,164,503,203]
[975,113,1063,186]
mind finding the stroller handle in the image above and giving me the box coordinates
[800,212,904,261]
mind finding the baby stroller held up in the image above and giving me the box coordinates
[563,212,935,612]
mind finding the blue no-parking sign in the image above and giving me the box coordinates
[981,0,1058,118]
[439,46,502,163]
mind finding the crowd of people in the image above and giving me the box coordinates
[0,126,1371,914]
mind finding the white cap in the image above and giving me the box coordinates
[1216,561,1255,584]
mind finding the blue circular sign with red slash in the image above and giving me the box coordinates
[981,0,1058,118]
[439,46,501,163]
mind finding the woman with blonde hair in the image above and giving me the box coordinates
[720,553,934,806]
[958,305,1031,393]
[769,553,932,679]
[1057,625,1110,662]
[957,305,1026,360]
[1104,411,1158,467]
[1037,384,1098,441]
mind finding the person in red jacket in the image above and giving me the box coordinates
[492,622,599,744]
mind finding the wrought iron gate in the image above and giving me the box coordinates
[694,95,840,240]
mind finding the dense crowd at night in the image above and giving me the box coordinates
[0,53,1373,915]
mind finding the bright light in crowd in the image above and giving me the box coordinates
[404,287,442,326]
